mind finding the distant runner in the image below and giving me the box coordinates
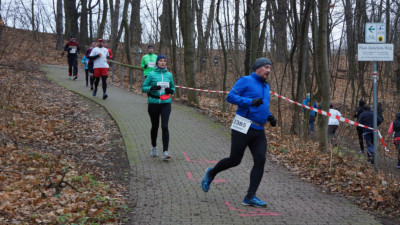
[140,45,157,80]
[85,41,97,90]
[64,35,80,80]
[88,39,110,100]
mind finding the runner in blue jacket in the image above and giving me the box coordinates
[201,58,277,207]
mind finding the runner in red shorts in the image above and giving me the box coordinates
[88,39,110,99]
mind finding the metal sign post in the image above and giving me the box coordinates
[373,62,378,171]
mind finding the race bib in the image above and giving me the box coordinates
[70,48,76,54]
[231,114,251,134]
[157,82,170,92]
[148,62,156,68]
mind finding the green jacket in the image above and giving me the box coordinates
[141,53,158,76]
[142,67,175,104]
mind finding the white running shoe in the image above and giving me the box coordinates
[151,147,158,157]
[162,151,171,161]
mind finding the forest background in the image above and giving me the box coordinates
[1,0,400,223]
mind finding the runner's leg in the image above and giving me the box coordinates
[209,129,249,178]
[246,129,267,198]
[160,103,171,152]
[148,104,161,148]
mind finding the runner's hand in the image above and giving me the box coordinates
[165,88,173,94]
[150,85,162,91]
[268,115,277,127]
[251,98,263,107]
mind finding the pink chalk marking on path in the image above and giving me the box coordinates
[183,152,218,164]
[224,201,280,217]
[186,172,227,182]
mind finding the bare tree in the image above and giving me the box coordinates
[109,0,120,47]
[0,0,3,41]
[79,0,89,51]
[159,0,172,52]
[195,0,215,71]
[244,0,261,74]
[317,0,330,150]
[179,0,198,104]
[216,0,227,111]
[64,0,78,39]
[269,0,288,63]
[55,0,63,50]
[130,0,141,48]
[97,0,108,39]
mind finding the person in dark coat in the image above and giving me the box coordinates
[388,113,400,169]
[354,99,366,153]
[357,104,383,164]
[377,101,384,122]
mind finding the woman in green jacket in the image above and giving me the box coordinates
[142,55,175,161]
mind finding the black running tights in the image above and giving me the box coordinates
[85,69,89,85]
[148,103,171,152]
[94,76,107,94]
[209,128,267,198]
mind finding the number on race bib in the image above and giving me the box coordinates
[231,115,251,134]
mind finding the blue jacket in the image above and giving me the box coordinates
[81,56,89,69]
[227,72,272,130]
[302,97,319,117]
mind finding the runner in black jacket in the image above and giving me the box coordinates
[354,99,366,153]
[358,105,382,164]
[64,35,80,80]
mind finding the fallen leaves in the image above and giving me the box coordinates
[0,59,129,223]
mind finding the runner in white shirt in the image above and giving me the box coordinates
[328,104,342,146]
[88,39,110,99]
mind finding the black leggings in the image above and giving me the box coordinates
[88,63,94,87]
[357,127,364,151]
[94,76,107,94]
[209,128,267,198]
[148,103,171,151]
[67,55,78,76]
[84,69,89,85]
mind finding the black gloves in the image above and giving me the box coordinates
[251,98,263,107]
[165,88,174,94]
[268,115,277,127]
[150,85,162,91]
[144,65,148,69]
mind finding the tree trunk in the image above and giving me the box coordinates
[270,0,288,62]
[170,0,180,97]
[244,0,261,74]
[55,0,63,50]
[0,0,3,42]
[317,0,330,151]
[109,0,120,48]
[293,0,311,136]
[97,0,108,39]
[179,0,198,104]
[64,0,78,40]
[130,0,141,48]
[159,0,172,53]
[79,0,89,52]
[216,0,227,111]
[110,0,129,61]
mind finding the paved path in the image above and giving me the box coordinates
[43,65,380,225]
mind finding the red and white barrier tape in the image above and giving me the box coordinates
[175,85,228,94]
[174,85,389,151]
[269,91,388,152]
